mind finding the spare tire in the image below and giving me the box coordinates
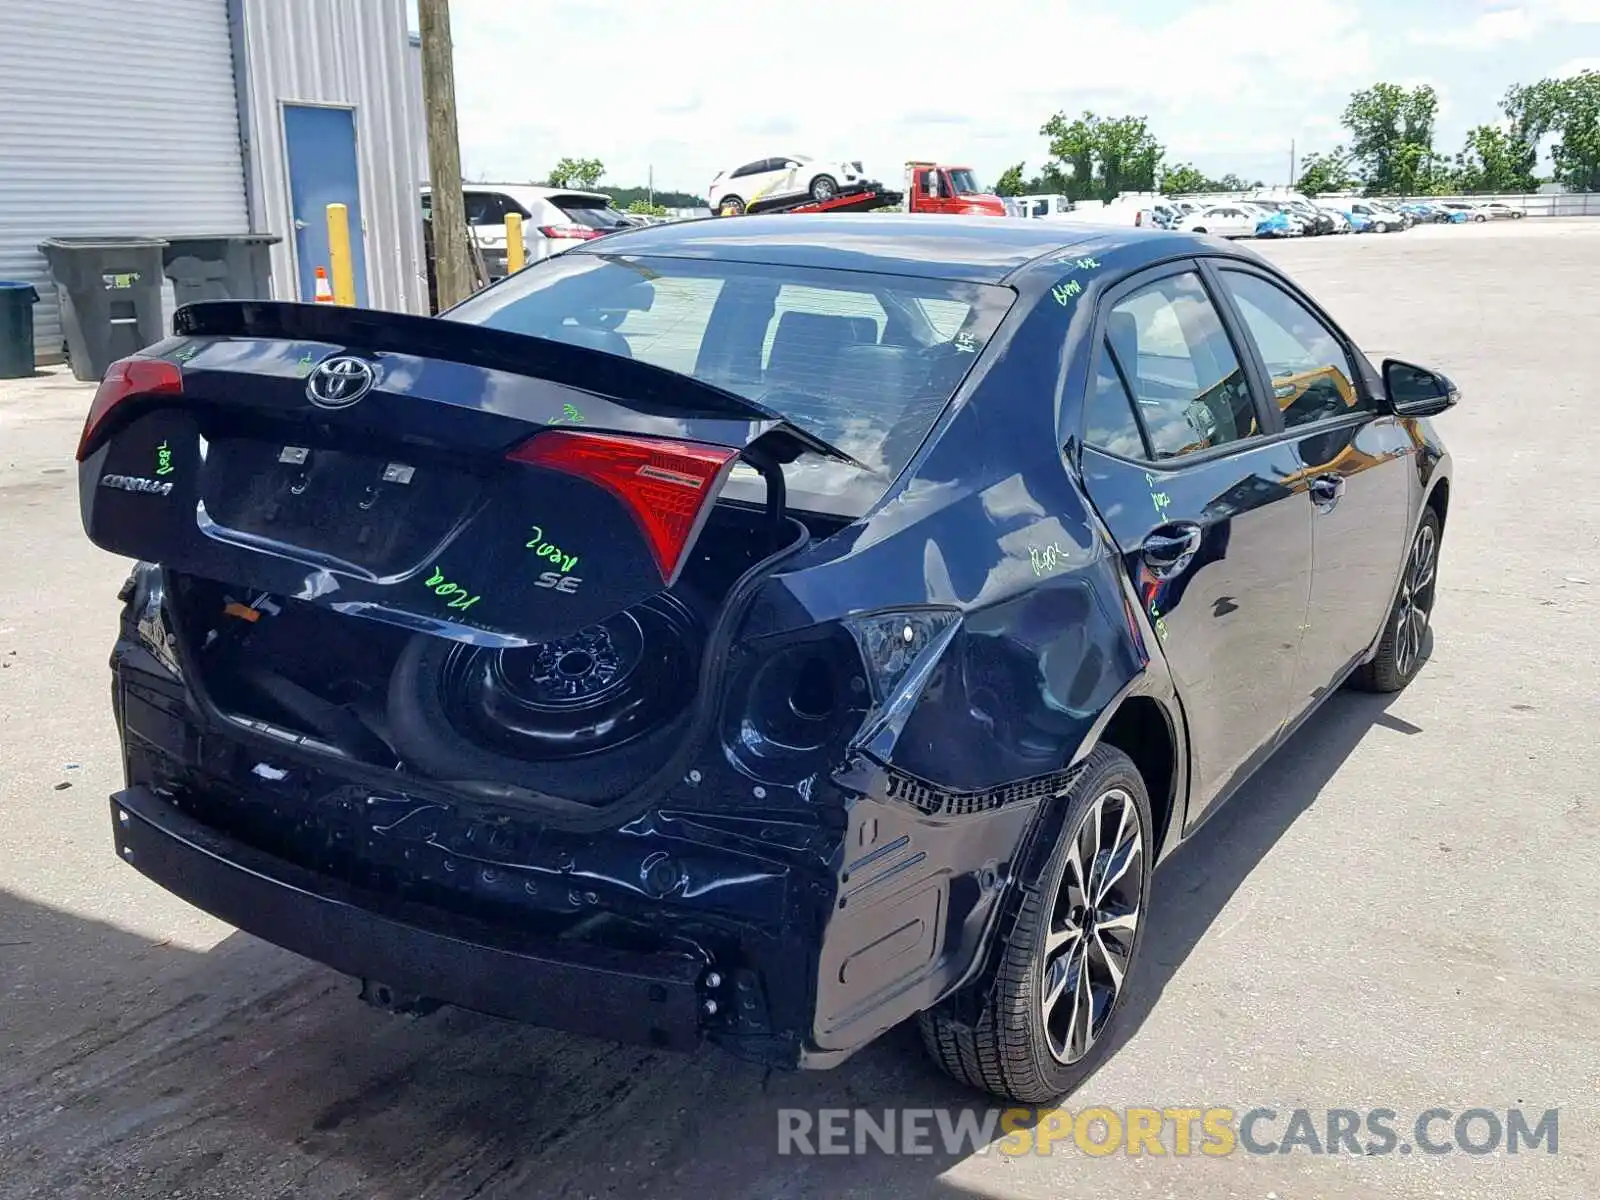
[386,592,704,802]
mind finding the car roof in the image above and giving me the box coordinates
[567,213,1255,285]
[419,183,613,204]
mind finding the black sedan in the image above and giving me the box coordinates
[77,214,1455,1103]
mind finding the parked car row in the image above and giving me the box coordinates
[1144,194,1525,238]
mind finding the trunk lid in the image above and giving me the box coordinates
[79,301,855,647]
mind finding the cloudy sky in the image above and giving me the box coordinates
[418,0,1600,194]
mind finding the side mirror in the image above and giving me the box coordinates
[1383,359,1459,417]
[784,160,800,170]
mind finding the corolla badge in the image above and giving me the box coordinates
[305,355,377,408]
[100,473,173,496]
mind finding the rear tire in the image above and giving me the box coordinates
[919,743,1153,1103]
[1352,509,1441,694]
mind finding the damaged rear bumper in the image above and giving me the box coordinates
[110,785,710,1052]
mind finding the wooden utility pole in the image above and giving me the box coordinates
[418,0,472,309]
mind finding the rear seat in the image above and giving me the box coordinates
[764,311,870,392]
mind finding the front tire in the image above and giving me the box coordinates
[919,744,1153,1103]
[718,195,746,216]
[809,175,838,203]
[1352,509,1441,693]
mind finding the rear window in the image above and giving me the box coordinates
[443,253,1015,515]
[552,195,631,230]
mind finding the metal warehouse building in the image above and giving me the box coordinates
[0,0,428,364]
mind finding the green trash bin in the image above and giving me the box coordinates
[0,281,39,378]
[38,236,169,382]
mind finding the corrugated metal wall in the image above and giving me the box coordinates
[0,0,250,362]
[239,0,427,314]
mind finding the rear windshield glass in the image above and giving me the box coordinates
[552,197,631,229]
[444,253,1015,516]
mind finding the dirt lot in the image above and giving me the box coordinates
[1,219,1597,1200]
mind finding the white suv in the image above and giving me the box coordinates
[421,184,633,277]
[708,155,867,214]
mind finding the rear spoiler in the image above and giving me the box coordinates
[172,300,867,469]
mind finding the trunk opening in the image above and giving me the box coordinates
[165,501,844,814]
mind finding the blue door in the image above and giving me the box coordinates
[282,104,368,305]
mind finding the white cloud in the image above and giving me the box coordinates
[1411,5,1539,48]
[445,0,1372,194]
[1553,56,1600,75]
[1410,0,1600,48]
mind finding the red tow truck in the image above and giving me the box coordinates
[901,161,1007,216]
[714,161,1006,217]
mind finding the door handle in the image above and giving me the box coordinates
[1309,473,1346,509]
[1141,523,1203,579]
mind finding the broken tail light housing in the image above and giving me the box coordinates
[508,429,738,586]
[77,355,184,462]
[722,609,962,784]
[845,608,962,760]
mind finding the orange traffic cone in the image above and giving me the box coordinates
[313,267,334,304]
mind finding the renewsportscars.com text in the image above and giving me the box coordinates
[777,1106,1560,1157]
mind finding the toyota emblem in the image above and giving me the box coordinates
[306,355,377,408]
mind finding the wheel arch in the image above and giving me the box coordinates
[1095,695,1180,861]
[1425,475,1450,533]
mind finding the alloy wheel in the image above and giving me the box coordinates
[1393,521,1437,678]
[1041,787,1145,1064]
[811,177,837,202]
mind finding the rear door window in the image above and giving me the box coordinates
[1103,271,1259,460]
[1083,340,1148,458]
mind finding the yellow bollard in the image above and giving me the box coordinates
[325,203,357,306]
[504,211,526,274]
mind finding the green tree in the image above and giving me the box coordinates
[1499,79,1555,189]
[1341,83,1440,194]
[1549,69,1600,192]
[1213,173,1257,192]
[548,156,605,189]
[1039,110,1166,202]
[993,162,1027,196]
[626,198,669,217]
[1452,125,1527,193]
[1295,146,1358,195]
[1496,70,1600,192]
[1160,162,1214,195]
[605,185,708,209]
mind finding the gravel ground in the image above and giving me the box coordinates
[1,218,1596,1200]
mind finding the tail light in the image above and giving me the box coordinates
[77,355,183,461]
[508,430,737,585]
[1134,211,1144,227]
[538,224,604,240]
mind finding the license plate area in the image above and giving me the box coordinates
[199,438,481,575]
